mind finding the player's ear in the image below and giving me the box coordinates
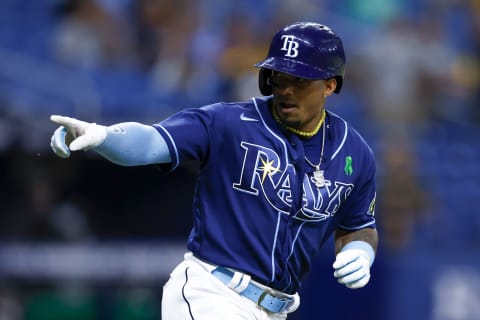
[258,68,273,96]
[323,78,337,97]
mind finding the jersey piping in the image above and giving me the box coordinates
[155,124,180,170]
[330,114,348,160]
[338,220,376,230]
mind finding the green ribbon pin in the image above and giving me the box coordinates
[344,156,353,176]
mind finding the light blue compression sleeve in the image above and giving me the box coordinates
[93,122,171,166]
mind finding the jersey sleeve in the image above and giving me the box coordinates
[152,103,225,171]
[336,145,377,231]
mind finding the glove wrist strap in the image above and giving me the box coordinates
[341,241,375,266]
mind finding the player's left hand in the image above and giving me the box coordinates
[332,241,374,289]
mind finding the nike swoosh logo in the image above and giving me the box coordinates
[240,113,259,122]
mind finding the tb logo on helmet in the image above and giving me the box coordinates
[280,35,299,58]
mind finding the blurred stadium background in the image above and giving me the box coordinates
[0,0,479,319]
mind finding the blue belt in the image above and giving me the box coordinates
[211,266,293,313]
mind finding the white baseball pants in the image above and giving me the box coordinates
[162,253,297,320]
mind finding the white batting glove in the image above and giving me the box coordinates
[332,241,375,289]
[50,115,107,158]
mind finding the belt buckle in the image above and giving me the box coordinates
[257,289,291,313]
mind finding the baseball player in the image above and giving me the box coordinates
[50,22,378,319]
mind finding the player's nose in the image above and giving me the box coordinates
[271,80,295,95]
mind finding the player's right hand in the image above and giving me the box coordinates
[50,115,107,158]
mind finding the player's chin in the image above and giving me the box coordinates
[280,114,301,128]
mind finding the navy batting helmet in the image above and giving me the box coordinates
[255,22,346,95]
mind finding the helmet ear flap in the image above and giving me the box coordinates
[258,68,272,96]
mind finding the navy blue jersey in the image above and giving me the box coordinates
[154,96,376,293]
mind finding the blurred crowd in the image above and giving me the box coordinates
[0,0,480,262]
[46,0,480,126]
[1,0,475,250]
[0,0,479,319]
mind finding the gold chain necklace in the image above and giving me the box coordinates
[271,105,327,187]
[272,106,326,138]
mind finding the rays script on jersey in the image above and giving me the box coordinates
[233,141,353,222]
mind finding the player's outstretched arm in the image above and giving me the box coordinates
[50,115,171,165]
[332,227,378,289]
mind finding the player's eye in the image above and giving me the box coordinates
[271,72,311,89]
[293,77,310,88]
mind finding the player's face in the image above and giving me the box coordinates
[270,71,336,132]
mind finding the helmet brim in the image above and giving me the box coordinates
[254,57,337,80]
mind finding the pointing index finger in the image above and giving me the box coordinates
[50,115,88,128]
